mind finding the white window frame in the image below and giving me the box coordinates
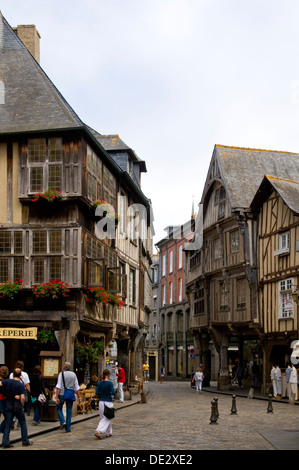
[279,277,294,318]
[178,245,183,269]
[169,251,173,273]
[274,232,290,256]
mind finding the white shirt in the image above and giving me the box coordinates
[9,371,30,386]
[55,370,80,393]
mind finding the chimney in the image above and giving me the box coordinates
[13,24,41,63]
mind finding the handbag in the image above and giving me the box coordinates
[104,404,115,420]
[38,393,47,404]
[62,372,76,401]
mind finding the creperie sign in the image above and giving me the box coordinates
[0,327,37,340]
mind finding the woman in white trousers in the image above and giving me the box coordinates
[95,369,116,439]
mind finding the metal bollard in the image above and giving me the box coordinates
[210,399,218,424]
[140,391,147,403]
[267,394,273,413]
[214,397,219,418]
[231,394,237,414]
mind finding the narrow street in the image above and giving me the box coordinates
[3,381,299,453]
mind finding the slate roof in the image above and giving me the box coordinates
[251,175,299,215]
[204,145,299,210]
[88,129,147,172]
[0,12,84,133]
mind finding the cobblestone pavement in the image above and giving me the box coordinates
[2,381,299,452]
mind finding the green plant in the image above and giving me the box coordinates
[93,200,119,223]
[37,329,56,345]
[33,280,70,299]
[0,280,23,300]
[32,188,63,203]
[75,340,104,364]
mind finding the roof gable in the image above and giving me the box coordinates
[202,145,299,211]
[0,12,83,134]
[251,175,299,215]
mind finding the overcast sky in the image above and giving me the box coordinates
[1,0,299,247]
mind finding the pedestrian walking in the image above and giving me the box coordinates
[284,363,292,398]
[160,365,165,384]
[55,362,82,433]
[30,365,46,425]
[0,365,9,434]
[9,360,31,420]
[95,368,116,439]
[0,368,32,448]
[142,361,149,383]
[274,365,282,399]
[116,364,125,403]
[237,363,243,389]
[289,364,298,403]
[193,368,204,393]
[270,365,277,397]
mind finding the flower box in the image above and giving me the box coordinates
[33,280,70,300]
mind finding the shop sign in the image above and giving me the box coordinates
[0,327,37,340]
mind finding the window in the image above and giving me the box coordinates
[230,230,239,254]
[0,231,24,282]
[194,287,204,314]
[178,245,183,269]
[219,282,228,310]
[32,230,63,283]
[162,284,166,306]
[190,250,201,270]
[28,138,63,192]
[87,145,102,202]
[215,186,226,219]
[129,269,136,306]
[169,251,173,273]
[162,255,166,277]
[279,278,294,318]
[274,231,290,256]
[213,238,222,260]
[169,281,173,304]
[103,166,117,209]
[237,278,246,308]
[178,278,182,301]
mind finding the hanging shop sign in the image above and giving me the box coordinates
[0,327,37,340]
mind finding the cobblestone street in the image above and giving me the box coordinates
[2,381,299,453]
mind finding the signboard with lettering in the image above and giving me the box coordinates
[0,327,37,340]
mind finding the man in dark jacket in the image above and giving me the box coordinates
[0,368,32,448]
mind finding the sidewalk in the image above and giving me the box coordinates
[8,390,144,444]
[201,382,299,404]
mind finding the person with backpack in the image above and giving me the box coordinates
[193,368,204,393]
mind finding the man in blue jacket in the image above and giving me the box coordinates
[0,368,32,448]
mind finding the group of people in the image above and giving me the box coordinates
[0,360,129,447]
[270,363,299,402]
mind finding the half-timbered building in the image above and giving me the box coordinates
[0,14,153,383]
[251,175,299,390]
[186,145,299,391]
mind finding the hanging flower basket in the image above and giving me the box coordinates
[33,280,70,300]
[75,340,104,364]
[32,188,63,203]
[93,200,119,224]
[0,280,23,300]
[37,329,56,345]
[85,287,124,308]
